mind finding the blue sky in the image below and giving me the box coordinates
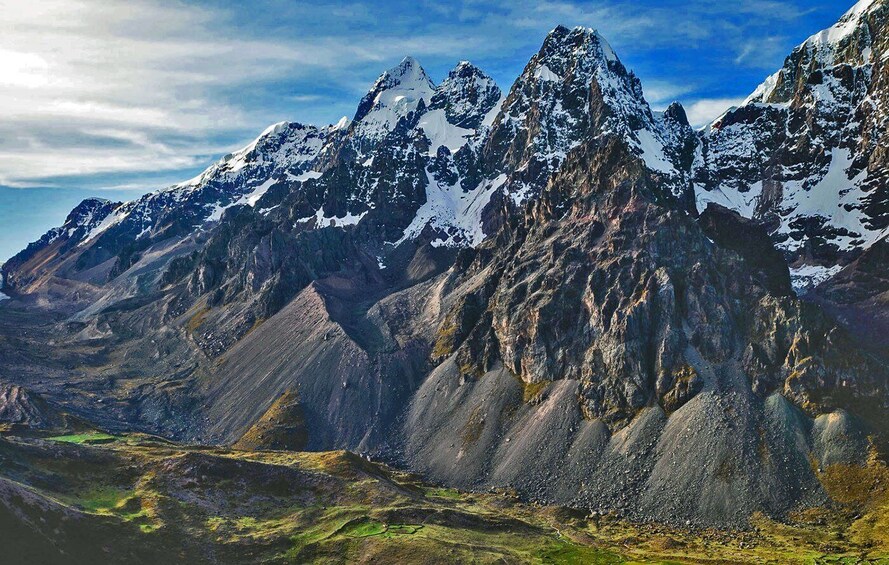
[0,0,858,262]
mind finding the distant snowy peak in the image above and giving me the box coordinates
[64,197,115,227]
[2,197,120,277]
[175,122,326,192]
[429,61,502,130]
[351,56,436,147]
[77,121,334,249]
[52,198,121,245]
[355,56,435,120]
[539,25,618,67]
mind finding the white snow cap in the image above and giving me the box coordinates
[809,0,879,46]
[385,56,432,88]
[352,56,436,144]
[362,56,435,115]
[745,0,879,104]
[546,25,619,63]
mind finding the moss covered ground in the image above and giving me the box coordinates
[1,428,888,564]
[46,431,117,444]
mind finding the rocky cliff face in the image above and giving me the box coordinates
[403,133,884,526]
[0,384,64,429]
[810,234,889,349]
[482,26,694,212]
[1,12,888,529]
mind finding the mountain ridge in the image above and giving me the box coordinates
[1,8,888,529]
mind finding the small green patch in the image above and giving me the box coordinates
[66,486,131,514]
[236,516,260,530]
[432,319,458,359]
[537,539,624,564]
[47,432,117,444]
[523,380,548,403]
[427,487,462,500]
[385,524,423,536]
[206,516,225,532]
[340,517,388,538]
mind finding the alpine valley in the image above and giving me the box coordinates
[2,1,889,563]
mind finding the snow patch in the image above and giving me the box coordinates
[244,178,277,207]
[696,182,763,219]
[333,116,350,130]
[293,170,323,182]
[206,177,281,221]
[394,173,507,247]
[745,70,783,104]
[417,109,473,155]
[778,147,870,252]
[533,64,560,82]
[81,205,131,245]
[790,264,843,294]
[634,128,675,174]
[481,94,506,129]
[807,0,876,48]
[299,208,368,228]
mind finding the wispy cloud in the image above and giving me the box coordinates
[642,80,696,108]
[0,0,495,188]
[684,97,747,129]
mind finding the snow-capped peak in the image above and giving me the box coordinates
[542,25,619,66]
[429,60,502,130]
[747,0,882,103]
[354,56,434,122]
[490,23,682,185]
[171,121,325,192]
[808,0,880,47]
[22,197,121,251]
[532,25,645,123]
[350,56,436,149]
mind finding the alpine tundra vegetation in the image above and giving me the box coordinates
[1,1,889,563]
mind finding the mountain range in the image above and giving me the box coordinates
[1,0,888,530]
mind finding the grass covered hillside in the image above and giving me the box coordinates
[1,426,888,564]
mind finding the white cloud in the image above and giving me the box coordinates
[642,80,695,108]
[734,36,791,67]
[684,97,747,129]
[0,0,516,188]
[0,49,51,88]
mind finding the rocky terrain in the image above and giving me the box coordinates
[0,422,887,564]
[1,0,888,538]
